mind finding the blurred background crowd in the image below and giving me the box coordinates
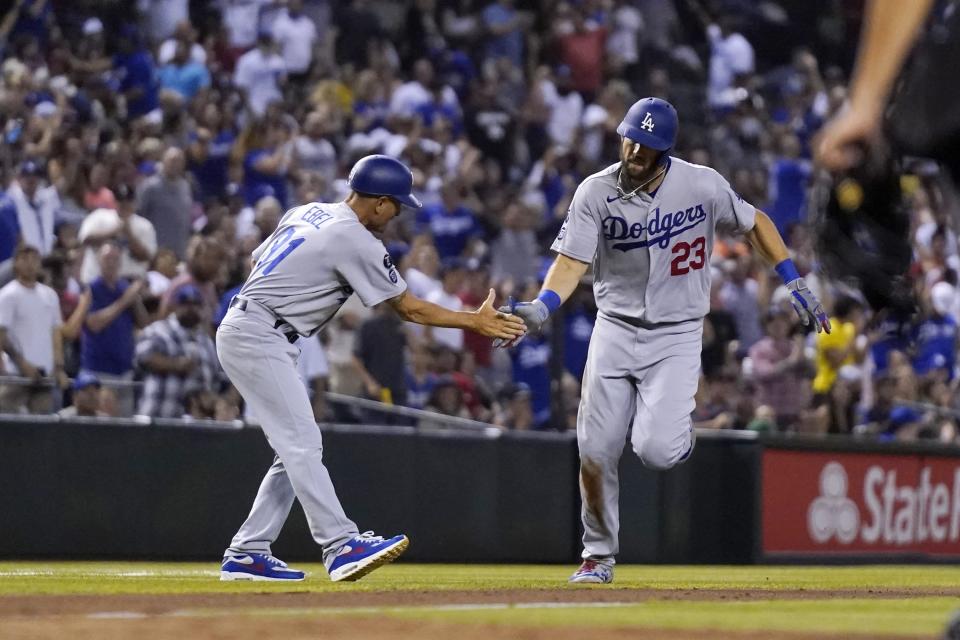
[0,0,958,444]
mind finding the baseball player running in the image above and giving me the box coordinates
[498,98,830,584]
[218,154,525,582]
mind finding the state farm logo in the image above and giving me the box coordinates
[808,462,859,544]
[807,461,960,546]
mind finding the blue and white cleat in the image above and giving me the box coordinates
[327,531,409,582]
[568,559,614,584]
[220,553,305,581]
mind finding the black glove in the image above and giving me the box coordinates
[812,152,915,314]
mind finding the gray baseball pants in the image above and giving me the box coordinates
[577,313,701,562]
[217,299,358,565]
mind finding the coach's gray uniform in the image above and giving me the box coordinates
[217,201,405,564]
[552,158,755,561]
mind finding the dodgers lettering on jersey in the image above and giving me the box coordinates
[551,158,755,324]
[241,202,406,336]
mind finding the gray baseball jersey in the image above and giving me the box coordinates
[219,200,406,565]
[241,202,406,336]
[551,158,756,324]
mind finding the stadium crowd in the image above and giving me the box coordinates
[0,0,957,443]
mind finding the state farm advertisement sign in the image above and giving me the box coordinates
[762,449,960,557]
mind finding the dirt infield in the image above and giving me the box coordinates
[1,587,949,640]
[1,585,959,615]
[0,614,933,640]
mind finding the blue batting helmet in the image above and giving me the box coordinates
[616,97,678,152]
[348,154,422,209]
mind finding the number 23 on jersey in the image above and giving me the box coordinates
[670,236,705,276]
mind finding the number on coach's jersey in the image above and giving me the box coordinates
[254,227,306,277]
[670,236,706,276]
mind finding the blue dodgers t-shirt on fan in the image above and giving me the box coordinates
[114,49,158,119]
[189,130,235,201]
[416,204,480,259]
[766,158,811,235]
[81,277,135,375]
[0,193,19,263]
[405,370,437,410]
[912,315,958,379]
[243,149,288,207]
[564,309,594,380]
[869,312,912,373]
[510,335,551,427]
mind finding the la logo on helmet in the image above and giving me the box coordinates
[640,112,655,132]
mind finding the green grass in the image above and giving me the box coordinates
[1,562,959,595]
[1,563,958,637]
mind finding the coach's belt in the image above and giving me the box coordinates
[229,296,299,344]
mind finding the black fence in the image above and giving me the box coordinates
[2,418,958,563]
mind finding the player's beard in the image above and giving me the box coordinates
[619,153,665,193]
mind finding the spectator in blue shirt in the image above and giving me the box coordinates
[7,0,53,47]
[114,25,159,119]
[237,120,291,208]
[414,79,463,134]
[214,259,250,328]
[912,281,958,380]
[868,310,912,374]
[352,69,389,133]
[564,288,595,381]
[405,343,436,410]
[510,333,551,427]
[158,41,211,102]
[0,190,20,286]
[68,23,158,120]
[416,181,480,259]
[766,133,811,235]
[482,0,528,67]
[81,243,149,416]
[188,103,236,202]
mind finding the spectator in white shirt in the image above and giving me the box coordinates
[705,16,755,109]
[271,0,318,77]
[218,0,272,50]
[137,0,189,44]
[0,245,67,413]
[147,247,180,298]
[425,259,466,351]
[606,0,644,75]
[389,58,460,118]
[78,184,157,284]
[403,239,442,300]
[543,66,584,149]
[157,21,207,66]
[580,80,631,165]
[234,32,287,117]
[7,160,60,257]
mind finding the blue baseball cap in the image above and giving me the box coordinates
[73,371,101,391]
[439,257,466,277]
[19,159,45,177]
[174,284,204,304]
[251,184,276,203]
[348,155,422,209]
